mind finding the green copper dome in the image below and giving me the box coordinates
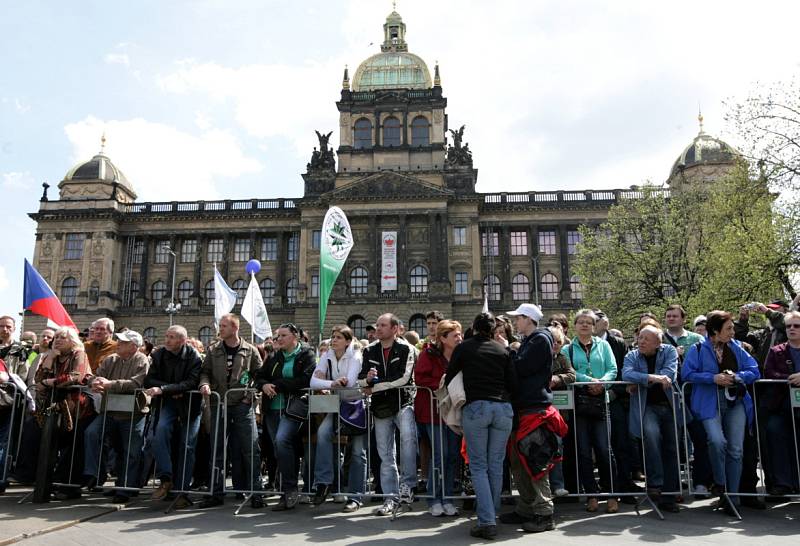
[351,8,432,92]
[352,52,432,91]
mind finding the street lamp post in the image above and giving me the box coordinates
[165,248,181,326]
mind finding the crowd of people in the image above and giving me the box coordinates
[0,294,799,538]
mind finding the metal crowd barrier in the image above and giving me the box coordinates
[552,381,685,519]
[0,381,22,484]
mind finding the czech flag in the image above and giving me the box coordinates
[23,259,76,329]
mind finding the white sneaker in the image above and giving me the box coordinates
[375,499,397,516]
[399,483,414,505]
[441,502,459,516]
[554,488,569,497]
[429,501,444,516]
[298,494,312,504]
[333,494,347,503]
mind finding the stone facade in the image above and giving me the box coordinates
[25,11,737,344]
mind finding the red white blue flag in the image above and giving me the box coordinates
[23,259,77,329]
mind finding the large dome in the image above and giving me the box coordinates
[353,51,432,91]
[351,9,432,92]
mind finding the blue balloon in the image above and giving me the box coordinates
[245,259,261,275]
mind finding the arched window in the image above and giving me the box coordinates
[411,116,429,146]
[541,273,559,301]
[61,277,78,305]
[382,116,401,147]
[204,280,215,305]
[410,265,428,294]
[260,278,276,304]
[570,275,583,300]
[354,118,372,149]
[143,327,157,344]
[350,266,368,295]
[177,280,193,306]
[512,273,530,301]
[483,275,501,301]
[198,326,214,347]
[348,315,366,339]
[127,280,139,307]
[286,278,298,305]
[151,280,167,307]
[409,313,426,335]
[232,279,247,305]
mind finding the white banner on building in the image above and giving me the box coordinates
[381,231,397,291]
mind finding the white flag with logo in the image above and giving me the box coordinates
[214,264,238,328]
[241,273,272,339]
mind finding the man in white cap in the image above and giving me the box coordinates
[500,303,558,533]
[82,329,150,503]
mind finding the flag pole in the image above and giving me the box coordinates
[250,272,255,345]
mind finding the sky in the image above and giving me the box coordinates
[1,0,799,326]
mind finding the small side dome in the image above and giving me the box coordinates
[64,152,132,189]
[59,136,137,202]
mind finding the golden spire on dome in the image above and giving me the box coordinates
[100,132,107,154]
[697,108,705,135]
[434,60,441,87]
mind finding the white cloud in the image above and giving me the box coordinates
[103,53,130,66]
[14,98,29,114]
[64,116,263,201]
[0,265,8,293]
[2,171,34,190]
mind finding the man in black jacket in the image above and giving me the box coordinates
[144,325,202,509]
[501,303,556,533]
[358,313,417,516]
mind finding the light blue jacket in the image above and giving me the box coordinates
[561,336,617,383]
[622,344,679,438]
[682,337,759,425]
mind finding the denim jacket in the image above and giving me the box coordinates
[622,344,678,438]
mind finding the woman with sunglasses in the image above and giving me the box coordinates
[254,323,316,510]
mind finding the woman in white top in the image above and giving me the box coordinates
[310,325,366,512]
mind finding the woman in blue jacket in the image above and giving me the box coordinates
[682,310,759,514]
[561,309,619,513]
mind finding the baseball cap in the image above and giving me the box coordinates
[506,303,544,323]
[693,315,707,327]
[767,299,789,310]
[116,329,144,346]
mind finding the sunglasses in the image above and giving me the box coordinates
[786,323,800,329]
[279,323,299,335]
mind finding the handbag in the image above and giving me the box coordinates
[325,357,368,435]
[575,390,605,419]
[285,394,309,422]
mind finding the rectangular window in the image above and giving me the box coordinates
[567,230,583,255]
[311,274,319,298]
[453,226,467,246]
[287,233,299,262]
[181,239,197,263]
[311,230,321,251]
[207,238,224,263]
[154,240,171,264]
[261,236,277,261]
[131,240,144,264]
[538,230,557,255]
[481,231,499,257]
[64,233,85,260]
[510,230,528,256]
[233,238,250,262]
[454,271,468,295]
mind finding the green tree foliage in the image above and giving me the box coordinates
[573,164,791,333]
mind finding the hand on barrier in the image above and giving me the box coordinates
[586,381,604,396]
[145,386,163,397]
[262,383,277,398]
[199,384,211,396]
[649,375,672,389]
[713,372,735,387]
[788,372,800,387]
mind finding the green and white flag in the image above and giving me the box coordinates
[241,272,272,341]
[319,206,353,335]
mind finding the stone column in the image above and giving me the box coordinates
[138,235,150,303]
[557,225,571,302]
[500,226,511,303]
[398,214,407,293]
[275,231,287,306]
[192,235,204,303]
[368,216,377,294]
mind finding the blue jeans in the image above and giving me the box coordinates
[462,400,513,526]
[575,414,616,495]
[151,398,201,491]
[423,423,461,505]
[211,402,262,498]
[642,404,679,497]
[702,396,746,502]
[84,414,146,494]
[264,410,304,491]
[374,405,418,500]
[313,413,367,501]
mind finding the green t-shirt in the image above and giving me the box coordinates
[664,329,703,350]
[270,344,302,411]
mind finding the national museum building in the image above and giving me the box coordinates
[26,9,738,343]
